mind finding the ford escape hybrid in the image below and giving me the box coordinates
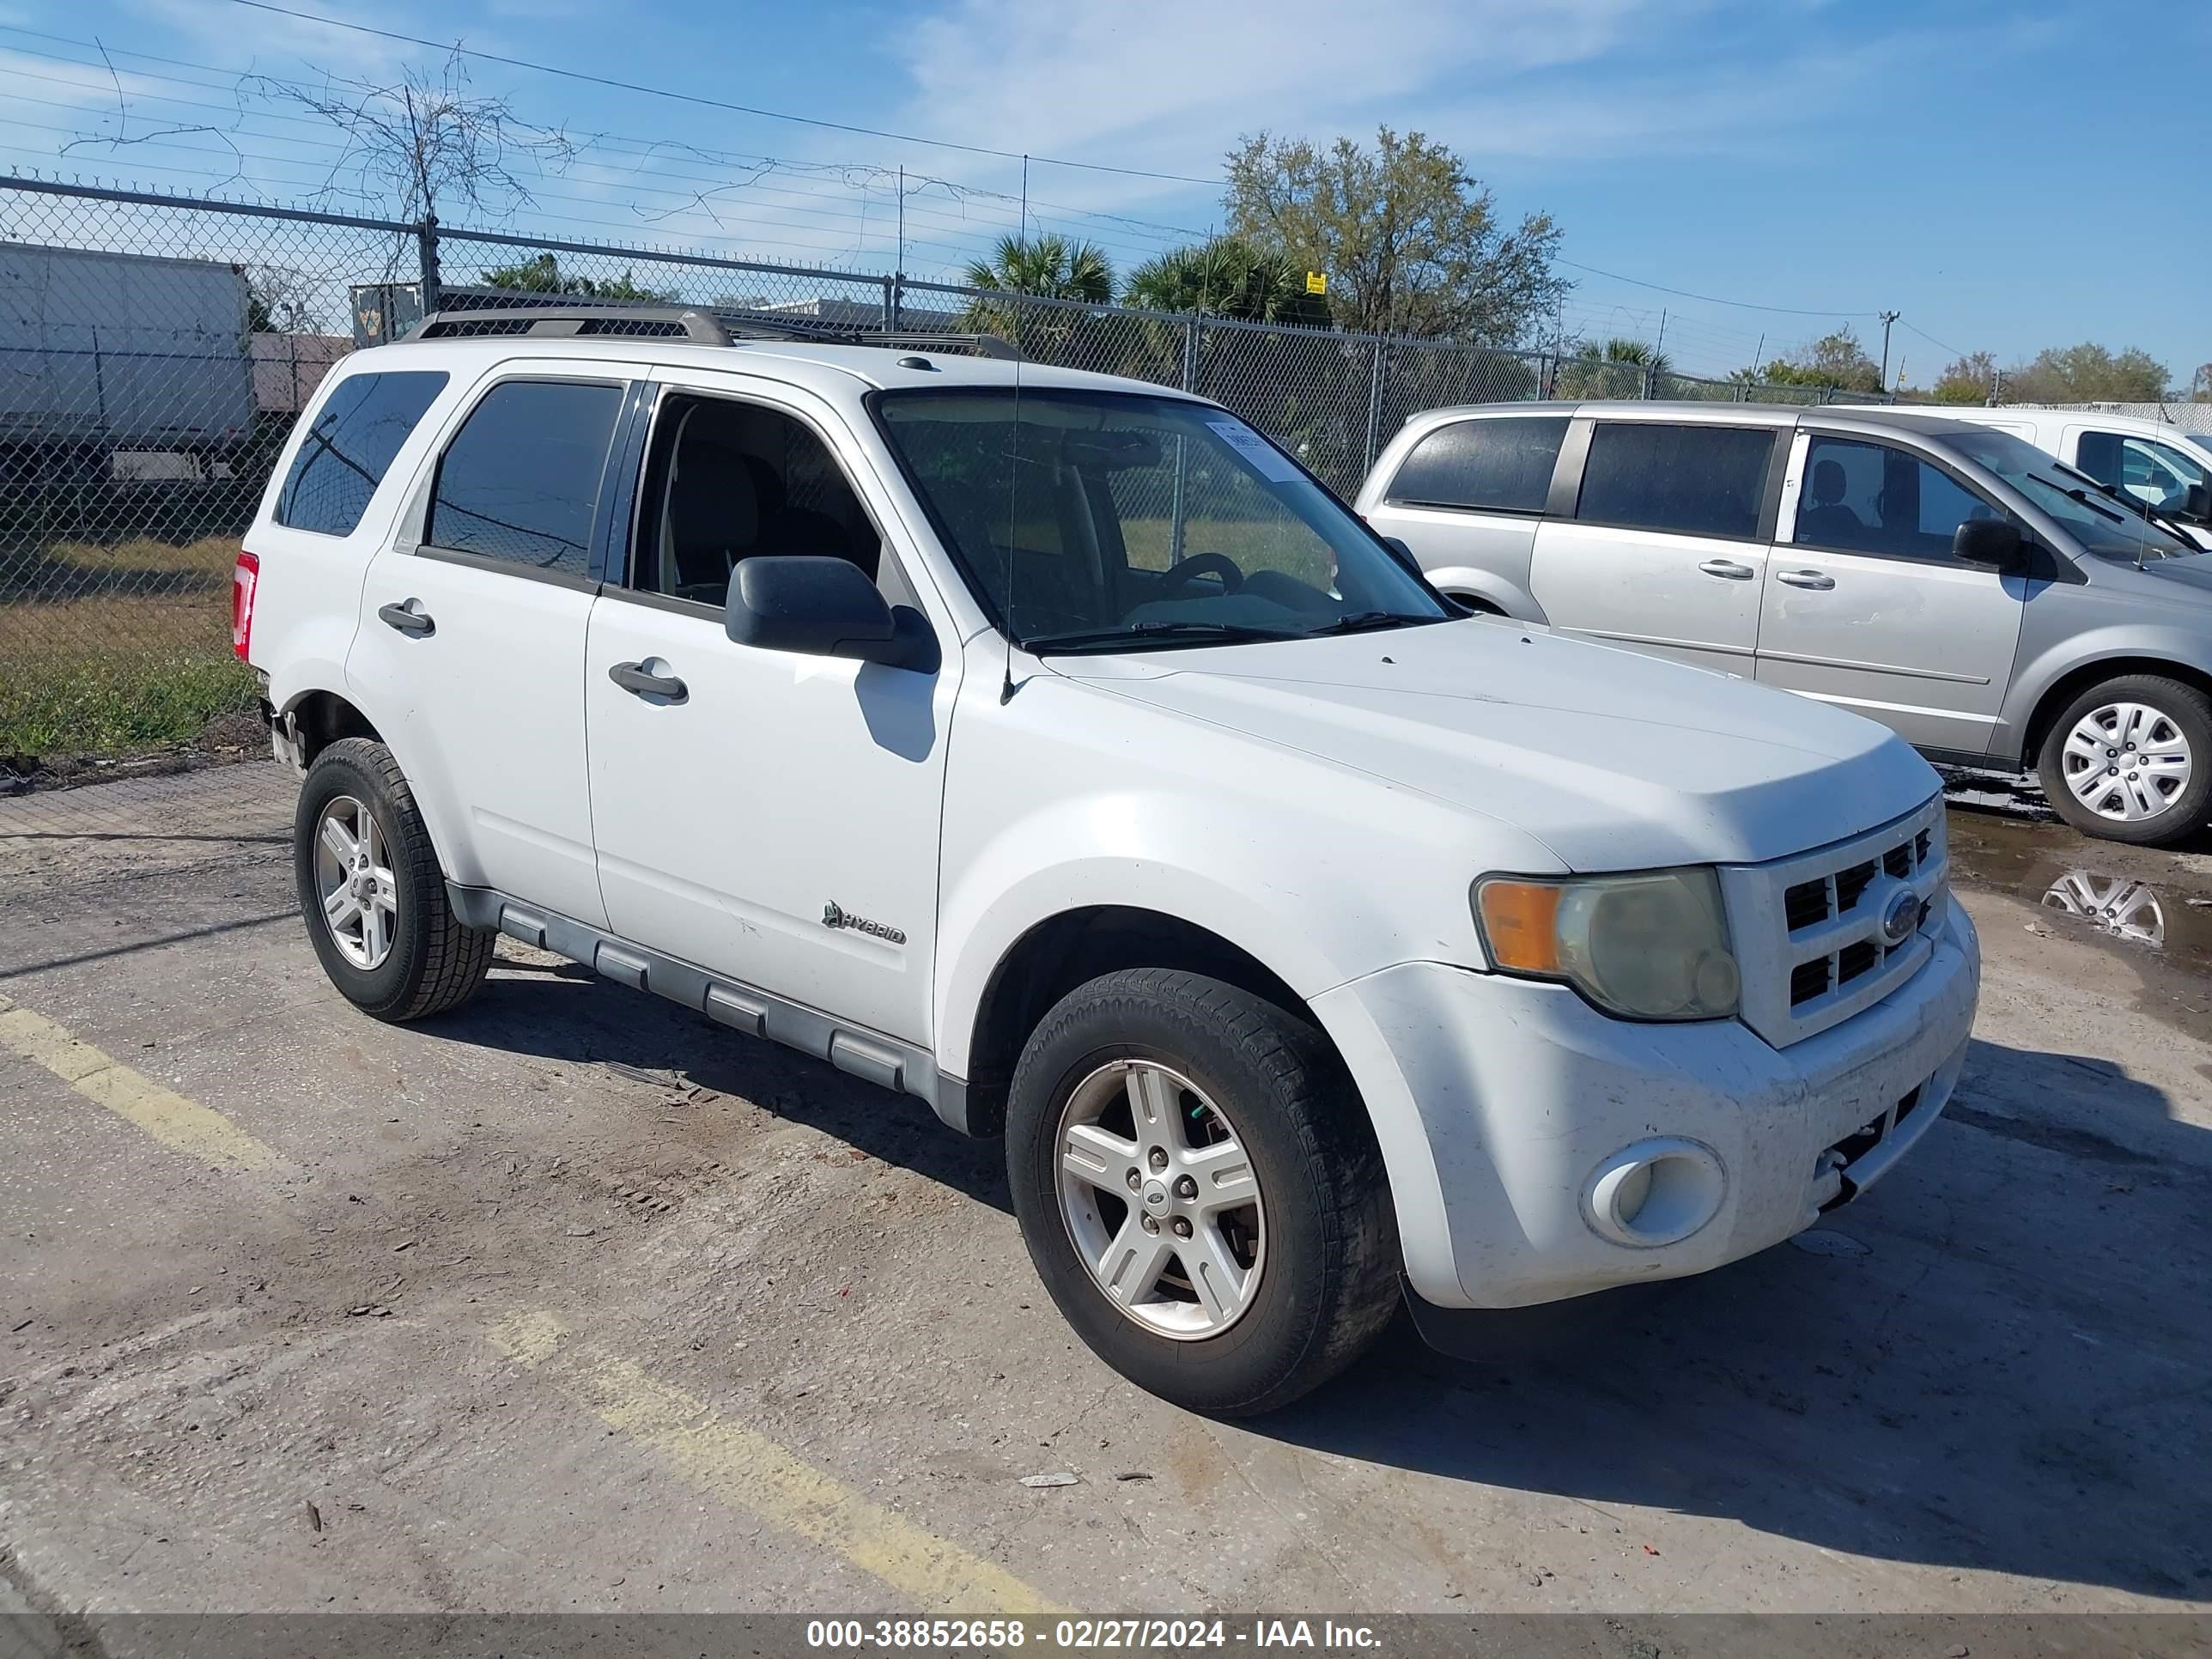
[1359,401,2212,846]
[241,310,1979,1415]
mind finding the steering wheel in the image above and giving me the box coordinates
[1155,552,1244,599]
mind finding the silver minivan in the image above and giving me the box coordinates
[1355,402,2212,846]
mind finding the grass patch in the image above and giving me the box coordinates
[33,534,243,580]
[0,649,258,758]
[1,557,255,758]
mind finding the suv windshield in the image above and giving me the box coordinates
[872,389,1449,650]
[1933,425,2196,561]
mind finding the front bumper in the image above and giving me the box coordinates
[1311,894,1980,1309]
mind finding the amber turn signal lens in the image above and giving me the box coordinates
[1475,879,1562,974]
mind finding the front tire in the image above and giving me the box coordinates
[1006,969,1399,1416]
[2037,674,2212,847]
[295,738,494,1021]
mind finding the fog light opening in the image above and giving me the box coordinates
[1585,1139,1726,1249]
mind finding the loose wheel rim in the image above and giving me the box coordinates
[2058,702,2193,823]
[1054,1059,1267,1340]
[313,794,398,970]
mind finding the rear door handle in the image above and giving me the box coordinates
[609,660,687,702]
[378,599,434,635]
[1776,569,1836,591]
[1698,558,1755,580]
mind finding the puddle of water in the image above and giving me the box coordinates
[1942,797,2212,1043]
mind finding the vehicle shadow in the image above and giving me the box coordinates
[1257,1035,2212,1602]
[425,954,1013,1212]
[419,966,2212,1602]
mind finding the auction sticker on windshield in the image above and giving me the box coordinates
[1206,418,1304,483]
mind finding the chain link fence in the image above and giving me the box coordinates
[0,173,1889,777]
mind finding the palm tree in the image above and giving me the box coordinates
[961,233,1114,302]
[1121,236,1328,328]
[957,234,1114,364]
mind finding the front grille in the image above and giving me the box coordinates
[1784,878,1831,931]
[1724,796,1948,1047]
[1790,958,1832,1005]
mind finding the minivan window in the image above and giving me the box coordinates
[1794,436,2002,564]
[2075,430,2208,516]
[1932,425,2195,561]
[425,380,623,577]
[275,369,447,538]
[1576,422,1774,542]
[1387,416,1567,514]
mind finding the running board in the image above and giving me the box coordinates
[446,884,977,1136]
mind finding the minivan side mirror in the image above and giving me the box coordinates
[1953,518,2025,570]
[2182,480,2212,524]
[726,556,939,672]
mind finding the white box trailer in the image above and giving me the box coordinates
[0,242,255,458]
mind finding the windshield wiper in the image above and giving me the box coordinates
[1023,619,1302,653]
[1311,610,1433,635]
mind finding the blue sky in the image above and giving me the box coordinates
[3,0,2206,385]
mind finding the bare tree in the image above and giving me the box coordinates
[251,52,574,226]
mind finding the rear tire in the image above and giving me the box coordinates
[1006,969,1399,1417]
[2037,674,2212,847]
[295,738,494,1021]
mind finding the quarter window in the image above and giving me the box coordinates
[275,369,447,537]
[426,380,623,577]
[1576,422,1775,541]
[1387,416,1567,514]
[1794,436,2003,564]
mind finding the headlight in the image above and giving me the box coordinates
[1473,867,1740,1021]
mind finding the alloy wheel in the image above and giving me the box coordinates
[1054,1060,1267,1340]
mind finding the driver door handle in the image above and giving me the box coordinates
[1776,568,1836,591]
[1698,558,1755,580]
[378,599,434,635]
[609,660,687,702]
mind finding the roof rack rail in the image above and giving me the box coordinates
[403,302,1020,361]
[410,306,731,344]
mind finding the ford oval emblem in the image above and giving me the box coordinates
[1880,889,1921,946]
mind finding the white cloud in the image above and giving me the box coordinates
[890,0,1674,196]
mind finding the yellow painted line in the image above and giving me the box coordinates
[0,994,281,1175]
[488,1311,1058,1613]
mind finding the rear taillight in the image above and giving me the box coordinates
[232,551,259,660]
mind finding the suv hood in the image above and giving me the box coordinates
[1054,619,1936,869]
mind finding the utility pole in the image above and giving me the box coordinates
[1877,309,1900,388]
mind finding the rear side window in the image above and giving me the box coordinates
[1577,422,1775,541]
[425,380,623,578]
[1387,416,1567,514]
[275,369,447,537]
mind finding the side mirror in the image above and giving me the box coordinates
[2183,480,2212,524]
[726,556,939,672]
[1953,517,2025,570]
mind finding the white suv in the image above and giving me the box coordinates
[237,307,1980,1415]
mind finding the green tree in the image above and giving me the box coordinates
[1555,337,1671,398]
[1223,125,1565,344]
[1121,235,1330,327]
[1748,326,1885,394]
[956,234,1115,363]
[2003,343,2169,403]
[482,252,677,301]
[1929,349,1998,404]
[960,234,1114,304]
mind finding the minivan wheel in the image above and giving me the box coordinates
[295,738,495,1021]
[1006,969,1399,1416]
[2038,674,2212,847]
